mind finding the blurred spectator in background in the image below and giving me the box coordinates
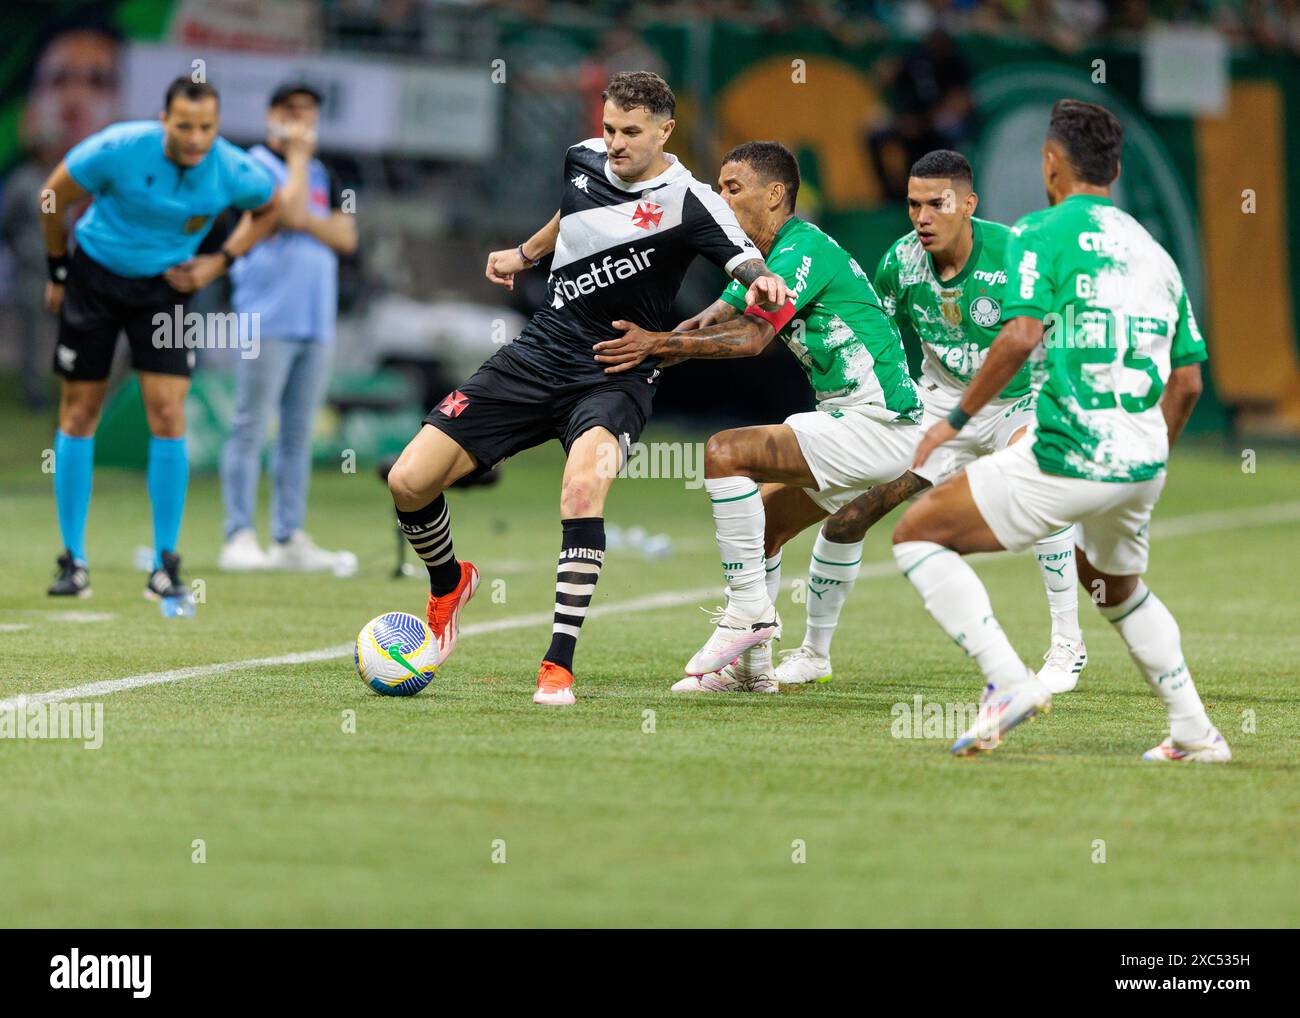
[864,27,974,201]
[0,22,121,409]
[219,83,359,575]
[577,21,668,139]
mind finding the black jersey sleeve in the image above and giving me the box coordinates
[681,183,761,276]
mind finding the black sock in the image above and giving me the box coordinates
[395,494,461,596]
[544,517,605,672]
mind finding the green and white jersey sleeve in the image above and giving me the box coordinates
[721,217,920,422]
[874,219,1031,399]
[1003,194,1206,482]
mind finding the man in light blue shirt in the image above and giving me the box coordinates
[219,82,359,573]
[40,76,279,600]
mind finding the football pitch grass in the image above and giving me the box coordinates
[2,395,1298,927]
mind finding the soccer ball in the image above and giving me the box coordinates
[354,612,440,696]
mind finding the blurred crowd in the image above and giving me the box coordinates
[330,1,1300,55]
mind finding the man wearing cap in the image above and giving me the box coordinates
[218,82,359,572]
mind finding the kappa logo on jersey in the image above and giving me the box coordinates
[571,173,589,193]
[438,390,470,417]
[631,201,664,230]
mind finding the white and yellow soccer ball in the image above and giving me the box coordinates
[355,612,440,696]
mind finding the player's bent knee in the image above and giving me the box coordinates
[387,459,441,510]
[704,432,745,478]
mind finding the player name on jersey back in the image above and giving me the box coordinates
[510,139,758,381]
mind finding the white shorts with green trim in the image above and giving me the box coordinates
[911,377,1037,485]
[965,438,1166,576]
[785,406,920,514]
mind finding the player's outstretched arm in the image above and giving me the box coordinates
[913,315,1043,468]
[594,314,779,374]
[659,300,742,368]
[486,210,560,290]
[674,298,740,333]
[1161,363,1203,447]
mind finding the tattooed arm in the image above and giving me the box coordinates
[673,298,740,333]
[594,260,788,373]
[730,256,789,310]
[656,299,742,368]
[594,313,776,373]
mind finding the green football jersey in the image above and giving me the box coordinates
[873,217,1031,399]
[1003,194,1207,482]
[720,217,920,422]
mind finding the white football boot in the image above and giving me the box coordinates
[1143,727,1231,763]
[1036,635,1087,694]
[774,645,833,686]
[218,528,270,572]
[724,586,782,641]
[683,598,778,677]
[671,669,747,693]
[670,654,777,694]
[950,674,1052,756]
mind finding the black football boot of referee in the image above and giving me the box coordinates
[48,550,91,598]
[144,550,188,601]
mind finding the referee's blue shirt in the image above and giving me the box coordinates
[65,120,275,279]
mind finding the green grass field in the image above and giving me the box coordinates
[2,380,1298,928]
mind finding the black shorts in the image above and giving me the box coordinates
[422,344,656,475]
[54,248,194,381]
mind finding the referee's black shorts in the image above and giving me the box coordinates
[422,343,656,477]
[54,248,194,382]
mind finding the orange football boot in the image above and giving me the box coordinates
[425,561,480,664]
[533,660,576,706]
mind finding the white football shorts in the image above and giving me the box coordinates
[785,406,921,514]
[966,437,1166,575]
[911,377,1037,485]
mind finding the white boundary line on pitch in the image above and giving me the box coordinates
[4,498,1298,709]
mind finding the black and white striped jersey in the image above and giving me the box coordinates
[510,138,760,380]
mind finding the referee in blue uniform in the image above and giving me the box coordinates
[40,77,279,599]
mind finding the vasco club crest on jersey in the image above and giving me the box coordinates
[438,390,470,417]
[970,295,1002,328]
[632,201,664,230]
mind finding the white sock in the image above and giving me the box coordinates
[706,477,768,612]
[1098,583,1212,743]
[765,552,782,605]
[739,639,773,677]
[894,540,1029,689]
[1034,525,1082,641]
[803,529,862,658]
